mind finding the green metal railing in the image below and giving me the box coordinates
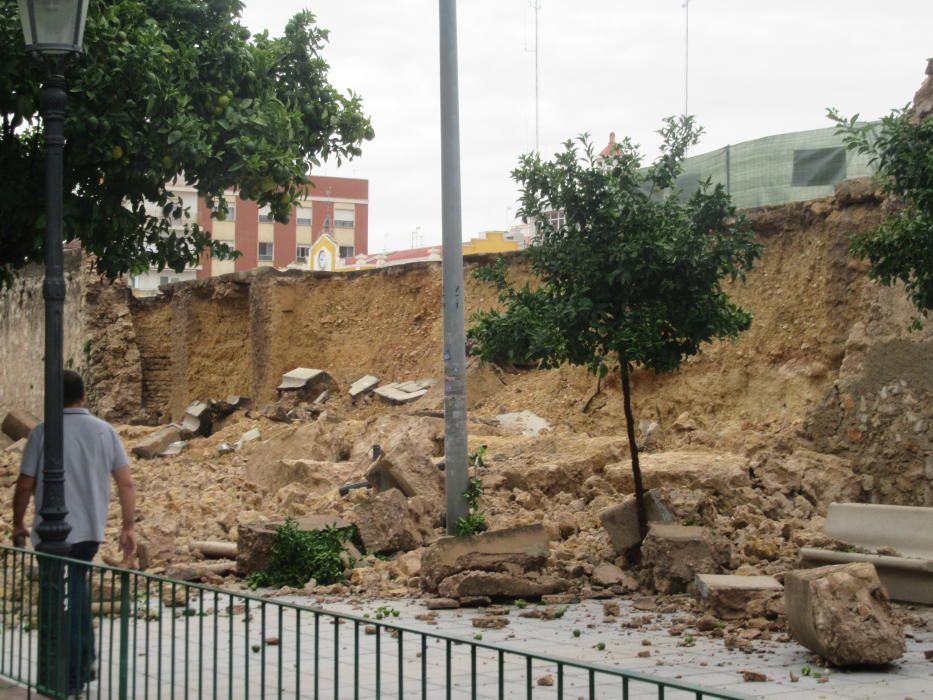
[0,545,749,699]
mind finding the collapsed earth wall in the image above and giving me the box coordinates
[1,186,931,504]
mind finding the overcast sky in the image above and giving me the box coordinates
[240,1,932,253]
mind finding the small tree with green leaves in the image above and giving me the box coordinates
[469,117,761,542]
[828,107,932,328]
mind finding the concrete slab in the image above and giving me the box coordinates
[695,574,783,620]
[348,375,379,399]
[823,503,933,559]
[374,383,428,405]
[396,379,436,393]
[277,367,328,391]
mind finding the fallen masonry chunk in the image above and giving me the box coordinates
[351,489,434,553]
[365,440,444,518]
[599,489,674,553]
[191,541,238,559]
[348,375,380,399]
[234,427,261,450]
[209,396,250,420]
[2,410,40,441]
[641,524,719,594]
[181,401,212,437]
[395,379,436,393]
[421,524,550,590]
[540,594,576,605]
[785,562,905,667]
[237,515,353,575]
[132,425,182,460]
[472,616,509,629]
[695,574,783,620]
[591,562,628,588]
[158,440,186,457]
[425,598,460,610]
[741,671,768,682]
[437,571,569,599]
[277,368,332,393]
[373,383,428,405]
[217,443,235,455]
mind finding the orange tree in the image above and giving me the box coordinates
[469,117,761,543]
[0,0,372,285]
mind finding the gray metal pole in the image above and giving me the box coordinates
[439,0,469,534]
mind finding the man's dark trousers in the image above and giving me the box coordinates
[67,541,100,693]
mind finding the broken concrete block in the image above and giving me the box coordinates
[3,438,27,454]
[209,396,250,420]
[396,378,436,393]
[425,598,460,610]
[132,425,182,460]
[349,375,380,399]
[591,562,628,588]
[437,571,570,600]
[277,368,332,395]
[234,427,261,450]
[158,440,187,457]
[785,563,905,666]
[180,401,212,438]
[374,383,428,405]
[237,515,352,575]
[421,524,549,590]
[351,489,434,554]
[2,410,40,442]
[695,574,783,620]
[641,524,718,594]
[364,439,444,518]
[599,489,674,553]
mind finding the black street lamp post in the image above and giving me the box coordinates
[17,1,88,695]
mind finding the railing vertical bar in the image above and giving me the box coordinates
[184,585,190,700]
[198,589,204,700]
[658,683,665,700]
[260,602,266,700]
[471,644,477,700]
[144,577,151,700]
[557,662,564,700]
[133,573,140,700]
[119,570,131,700]
[353,620,359,700]
[397,629,403,700]
[243,599,250,699]
[109,570,118,700]
[526,655,532,700]
[157,579,163,700]
[420,634,427,700]
[622,676,629,700]
[98,568,106,700]
[498,650,504,700]
[313,611,319,700]
[1,550,7,676]
[10,551,18,684]
[26,554,35,694]
[375,625,381,700]
[277,606,283,700]
[295,610,301,698]
[445,639,451,700]
[170,581,176,700]
[227,594,233,700]
[588,669,595,700]
[333,614,339,700]
[212,591,219,700]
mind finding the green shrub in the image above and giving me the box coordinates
[247,519,353,589]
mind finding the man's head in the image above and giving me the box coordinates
[63,370,86,407]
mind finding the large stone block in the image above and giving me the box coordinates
[437,571,569,599]
[180,400,212,438]
[694,574,783,620]
[641,524,719,594]
[599,489,674,553]
[785,563,905,667]
[421,524,549,590]
[348,375,379,399]
[351,489,435,554]
[365,439,444,520]
[131,425,182,460]
[236,515,352,575]
[2,410,40,442]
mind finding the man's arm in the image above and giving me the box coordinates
[112,466,136,562]
[12,474,36,547]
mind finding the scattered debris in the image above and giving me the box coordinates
[599,489,674,553]
[373,380,434,405]
[349,375,380,400]
[277,368,332,394]
[131,424,182,460]
[1,410,39,441]
[472,616,509,629]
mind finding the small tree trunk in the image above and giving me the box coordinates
[581,373,603,413]
[620,362,648,542]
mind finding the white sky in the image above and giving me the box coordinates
[240,1,932,253]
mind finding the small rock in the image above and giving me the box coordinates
[425,598,460,610]
[741,671,768,682]
[472,616,509,629]
[537,674,554,687]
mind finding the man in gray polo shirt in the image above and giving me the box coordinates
[12,369,136,694]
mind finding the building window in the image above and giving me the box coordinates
[339,246,354,259]
[212,198,236,222]
[258,205,273,223]
[296,245,310,263]
[258,242,274,261]
[334,208,355,228]
[159,276,169,286]
[296,205,311,226]
[545,210,565,231]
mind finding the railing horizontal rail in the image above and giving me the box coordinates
[0,545,750,699]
